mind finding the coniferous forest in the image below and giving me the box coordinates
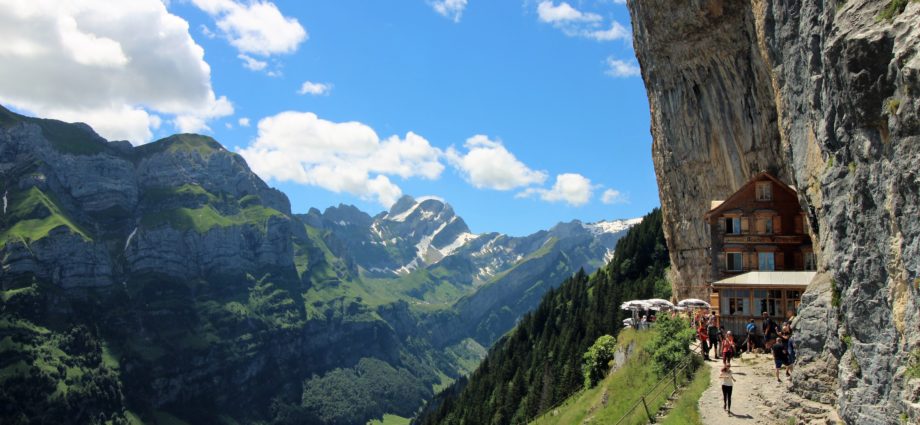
[414,208,670,425]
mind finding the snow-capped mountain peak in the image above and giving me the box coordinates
[582,217,644,236]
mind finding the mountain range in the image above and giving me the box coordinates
[0,104,640,424]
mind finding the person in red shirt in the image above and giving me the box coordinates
[722,331,736,366]
[698,323,710,361]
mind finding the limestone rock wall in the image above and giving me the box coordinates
[758,1,920,423]
[628,0,920,423]
[628,0,787,299]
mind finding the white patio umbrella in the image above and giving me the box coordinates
[620,300,652,310]
[620,300,651,327]
[644,298,675,311]
[677,298,711,309]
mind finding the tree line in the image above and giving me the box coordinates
[414,208,670,425]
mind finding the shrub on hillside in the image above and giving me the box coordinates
[648,315,695,377]
[582,334,618,388]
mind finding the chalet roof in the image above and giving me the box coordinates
[704,172,797,220]
[712,271,816,288]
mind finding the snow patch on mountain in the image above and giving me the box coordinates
[386,201,422,222]
[439,232,479,258]
[582,217,643,236]
[415,221,449,262]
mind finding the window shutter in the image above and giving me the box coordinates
[740,217,749,233]
[794,215,803,234]
[773,216,783,234]
[720,218,727,232]
[755,218,766,234]
[718,252,725,271]
[775,252,785,270]
[794,252,803,270]
[748,252,757,270]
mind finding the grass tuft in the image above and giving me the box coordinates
[878,0,912,21]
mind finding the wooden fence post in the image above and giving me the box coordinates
[641,395,654,422]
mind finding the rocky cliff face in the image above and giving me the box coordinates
[627,0,788,299]
[628,0,920,423]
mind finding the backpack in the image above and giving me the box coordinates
[745,322,755,333]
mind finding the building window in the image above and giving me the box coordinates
[765,217,774,234]
[758,252,775,271]
[756,182,772,201]
[786,290,802,318]
[725,217,741,234]
[720,289,750,316]
[726,253,743,271]
[803,252,816,270]
[754,289,784,317]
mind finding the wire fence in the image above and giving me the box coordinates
[613,352,700,425]
[528,348,702,425]
[612,352,701,425]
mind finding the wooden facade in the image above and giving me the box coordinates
[704,173,816,340]
[710,271,813,336]
[704,172,815,282]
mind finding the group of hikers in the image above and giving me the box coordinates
[692,310,797,416]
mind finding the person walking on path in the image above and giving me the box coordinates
[720,365,736,414]
[771,336,788,382]
[698,322,710,361]
[781,326,796,376]
[722,331,736,366]
[708,311,721,359]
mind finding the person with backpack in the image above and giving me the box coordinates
[745,318,756,353]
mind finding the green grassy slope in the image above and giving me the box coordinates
[0,187,90,244]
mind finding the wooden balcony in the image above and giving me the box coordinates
[722,234,808,245]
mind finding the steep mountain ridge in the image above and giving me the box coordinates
[627,1,920,423]
[0,105,641,424]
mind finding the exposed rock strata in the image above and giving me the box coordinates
[627,0,787,299]
[628,0,920,423]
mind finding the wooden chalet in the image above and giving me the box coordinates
[704,172,816,336]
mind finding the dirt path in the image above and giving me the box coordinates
[698,351,786,424]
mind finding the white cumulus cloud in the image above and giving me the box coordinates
[601,188,627,204]
[0,0,233,143]
[605,57,641,77]
[238,53,267,71]
[518,173,594,206]
[298,81,332,96]
[446,135,547,191]
[191,0,307,56]
[237,111,444,207]
[430,0,468,23]
[238,117,250,127]
[536,1,630,42]
[537,1,601,23]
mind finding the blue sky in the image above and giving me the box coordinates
[0,0,656,236]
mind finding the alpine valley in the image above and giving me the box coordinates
[0,105,641,424]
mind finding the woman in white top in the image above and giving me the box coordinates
[719,365,736,414]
